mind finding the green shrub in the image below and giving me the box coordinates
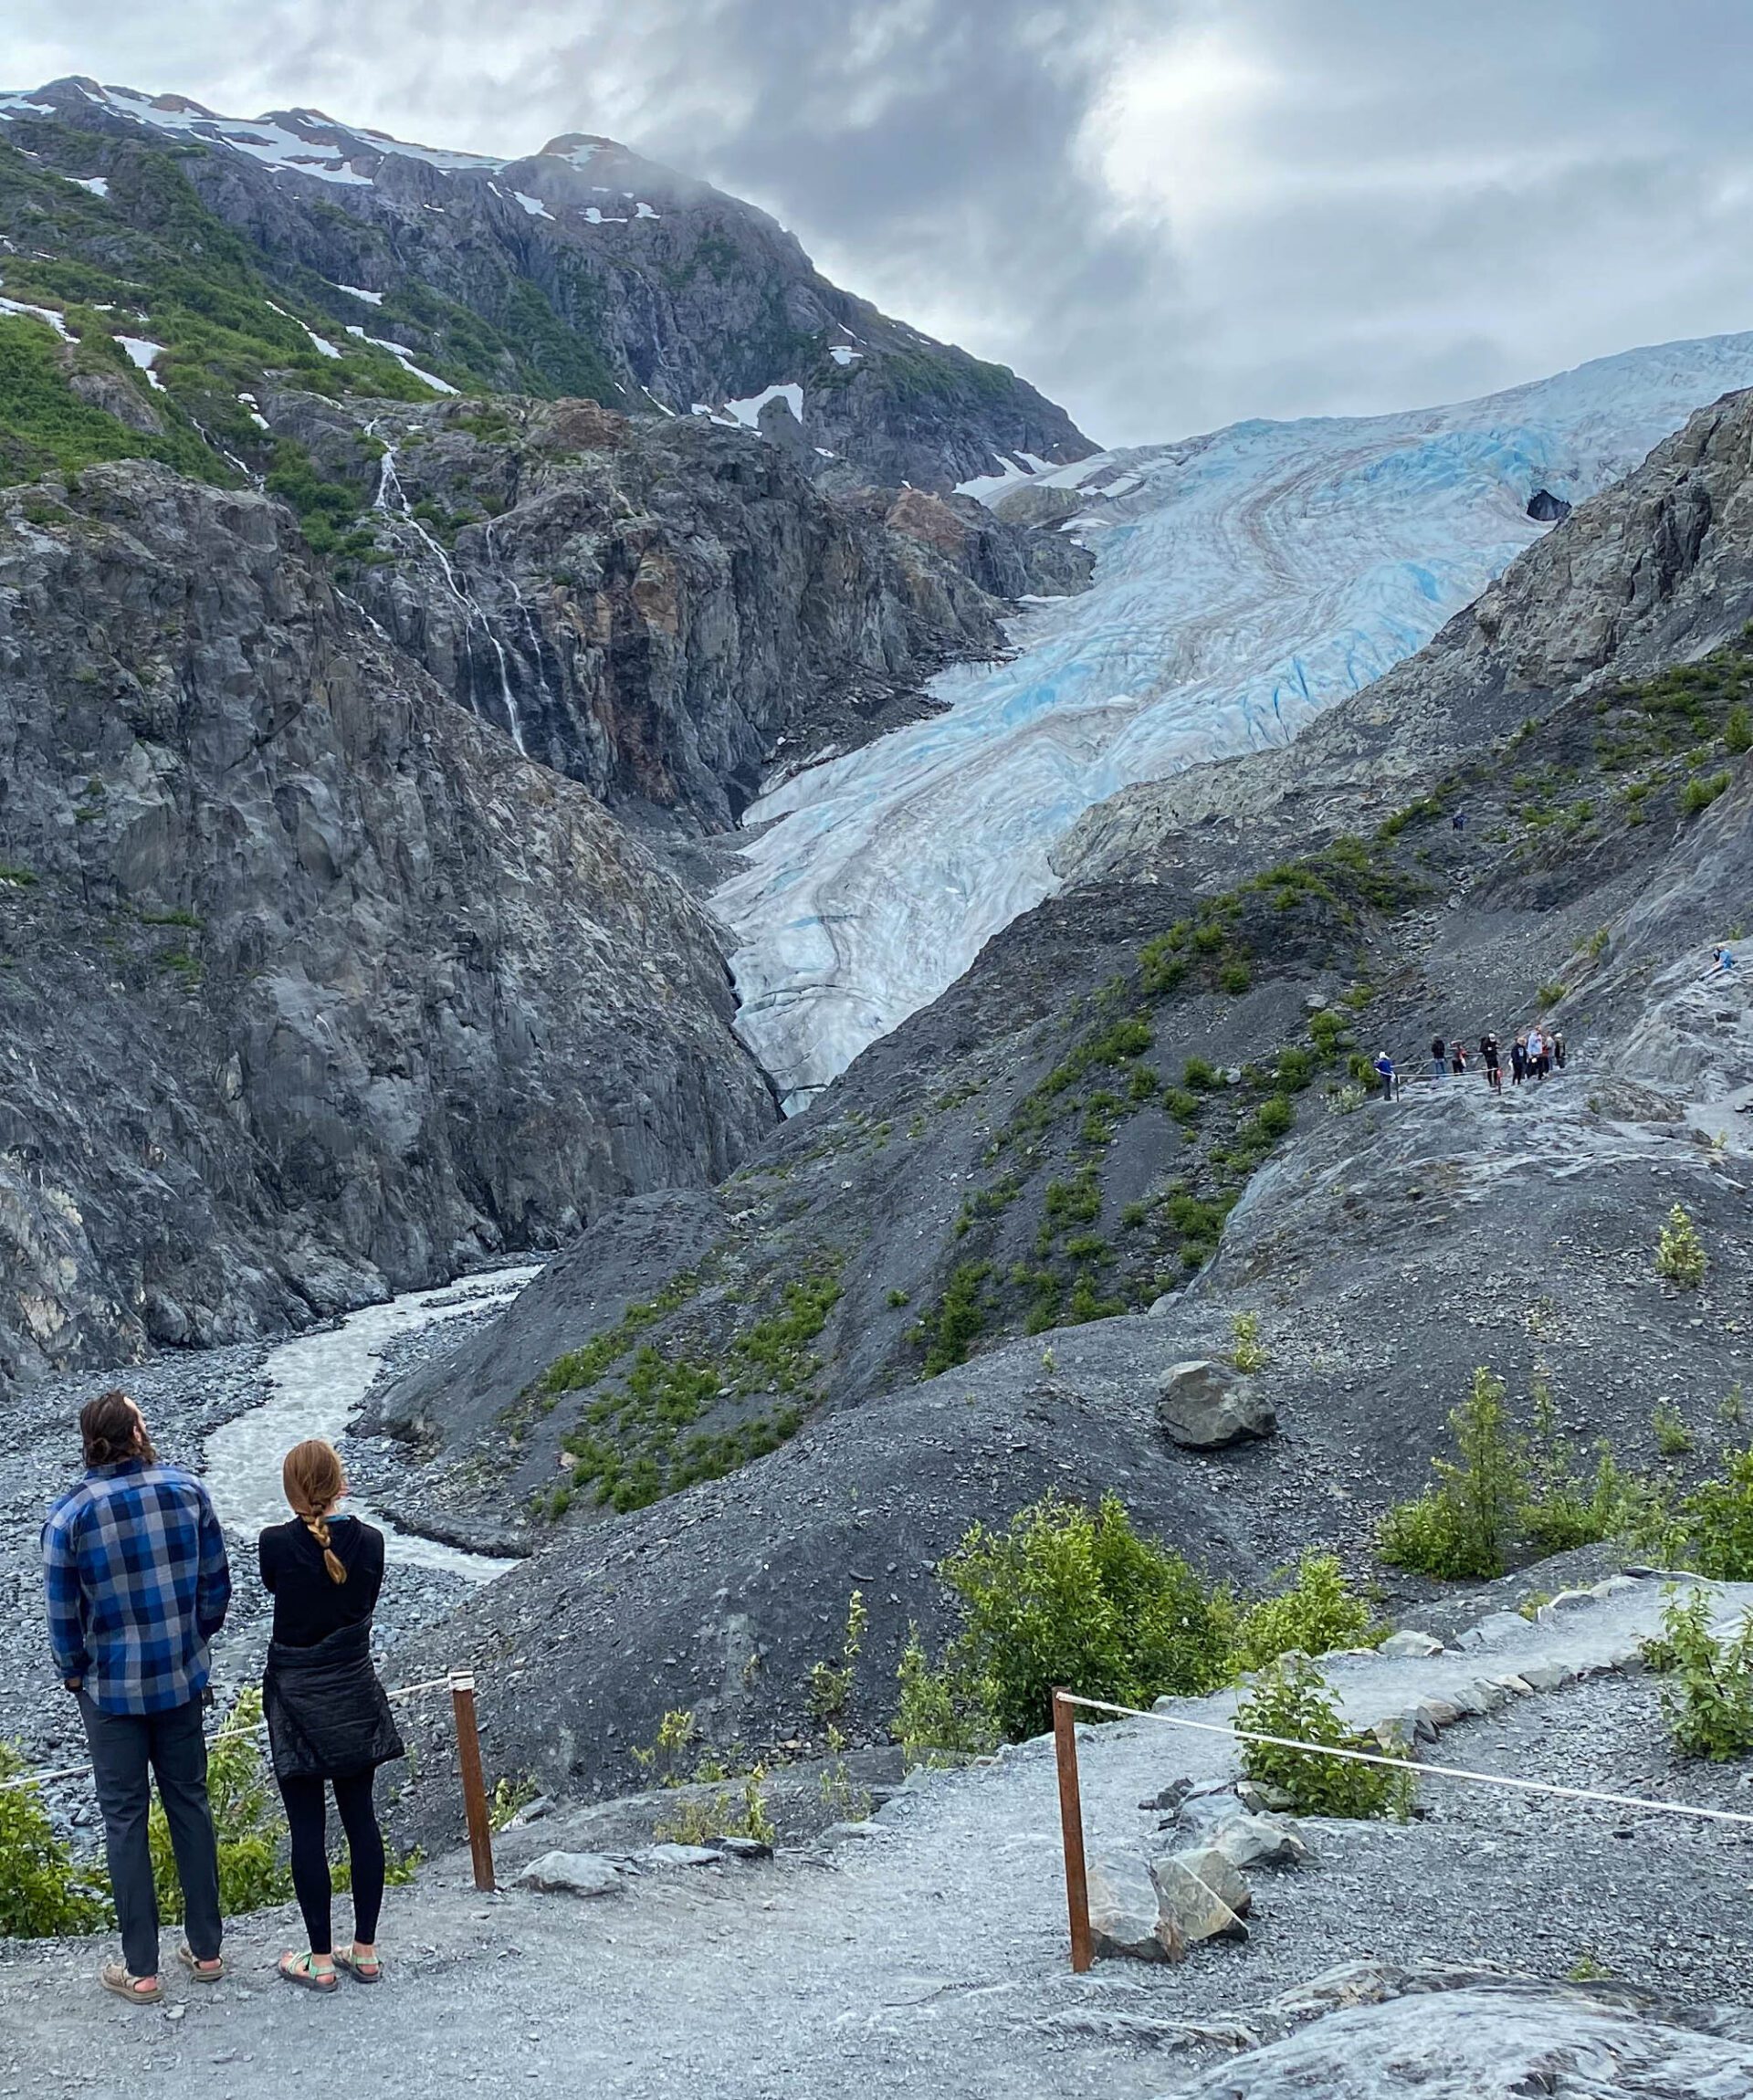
[904,1493,1233,1748]
[807,1592,867,1719]
[1182,1055,1221,1091]
[1229,1310,1269,1374]
[1726,704,1752,755]
[892,1628,1000,1765]
[920,1262,993,1375]
[1378,1368,1522,1579]
[1217,961,1252,995]
[0,1746,111,1937]
[886,1287,910,1308]
[1682,770,1732,815]
[1652,1402,1694,1458]
[1645,1591,1753,1760]
[1536,981,1566,1009]
[1253,1095,1295,1139]
[1523,1444,1638,1557]
[1673,1448,1753,1579]
[1655,1204,1707,1287]
[1232,1553,1376,1671]
[1234,1654,1412,1819]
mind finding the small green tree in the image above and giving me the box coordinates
[1646,1591,1753,1760]
[1379,1368,1523,1578]
[808,1591,868,1719]
[1655,1205,1707,1287]
[1228,1311,1270,1373]
[0,1746,111,1937]
[891,1627,1000,1766]
[1234,1655,1412,1819]
[1232,1553,1377,1671]
[1674,1448,1753,1579]
[899,1493,1233,1749]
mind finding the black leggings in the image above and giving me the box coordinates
[278,1770,384,1954]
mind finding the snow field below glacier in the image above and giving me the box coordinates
[715,331,1753,1109]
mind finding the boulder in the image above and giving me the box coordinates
[645,1843,723,1868]
[1377,1630,1443,1658]
[1211,1811,1312,1870]
[515,1851,624,1898]
[1149,1848,1251,1945]
[1156,1360,1276,1450]
[1087,1850,1184,1963]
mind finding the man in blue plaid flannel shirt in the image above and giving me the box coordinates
[42,1390,232,2004]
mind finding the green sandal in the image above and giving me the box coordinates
[334,1945,382,1984]
[277,1951,339,1993]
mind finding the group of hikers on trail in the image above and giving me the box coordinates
[1371,1022,1567,1099]
[39,1391,402,2003]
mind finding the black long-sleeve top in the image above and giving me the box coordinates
[257,1516,385,1649]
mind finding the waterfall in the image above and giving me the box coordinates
[371,429,528,755]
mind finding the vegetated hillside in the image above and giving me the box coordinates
[376,411,1751,1803]
[0,80,1095,492]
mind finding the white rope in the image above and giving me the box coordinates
[0,1674,457,1793]
[1058,1693,1753,1831]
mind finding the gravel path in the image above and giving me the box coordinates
[5,1575,1751,2099]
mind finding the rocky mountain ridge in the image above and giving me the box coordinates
[0,78,1095,492]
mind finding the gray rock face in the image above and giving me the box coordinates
[1157,1360,1277,1449]
[0,466,777,1391]
[514,1851,625,1897]
[1210,1811,1312,1871]
[11,81,1096,495]
[1086,1850,1182,1964]
[268,396,1086,831]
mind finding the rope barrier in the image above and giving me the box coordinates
[1059,1691,1753,1832]
[0,1672,457,1794]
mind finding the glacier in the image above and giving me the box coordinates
[714,331,1753,1110]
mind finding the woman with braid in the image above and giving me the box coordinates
[260,1439,402,1991]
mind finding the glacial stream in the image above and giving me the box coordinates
[204,1265,543,1584]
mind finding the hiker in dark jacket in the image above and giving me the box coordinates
[43,1391,230,2004]
[261,1439,401,1992]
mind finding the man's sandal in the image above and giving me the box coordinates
[176,1944,225,1982]
[277,1951,339,1993]
[333,1945,382,1984]
[99,1961,162,2005]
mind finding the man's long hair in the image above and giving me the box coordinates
[79,1391,153,1468]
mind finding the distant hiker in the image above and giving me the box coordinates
[1551,1029,1567,1071]
[1480,1034,1502,1091]
[1453,810,1466,832]
[262,1439,401,1994]
[1430,1034,1447,1079]
[1510,1034,1528,1086]
[42,1391,230,2005]
[1374,1049,1396,1100]
[1714,945,1737,977]
[1450,1039,1468,1076]
[1527,1024,1547,1079]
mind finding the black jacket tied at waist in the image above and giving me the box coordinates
[263,1620,404,1780]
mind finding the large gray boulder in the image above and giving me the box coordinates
[1086,1850,1184,1964]
[1157,1360,1276,1449]
[1149,1847,1252,1946]
[1211,1811,1313,1871]
[515,1851,624,1898]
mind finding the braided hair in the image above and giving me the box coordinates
[282,1438,349,1584]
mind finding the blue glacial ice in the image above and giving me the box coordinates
[714,331,1753,1109]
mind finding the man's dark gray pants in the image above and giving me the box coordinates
[78,1694,223,1976]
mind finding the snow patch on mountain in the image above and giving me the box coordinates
[717,331,1753,1108]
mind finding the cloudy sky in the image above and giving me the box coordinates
[8,0,1753,446]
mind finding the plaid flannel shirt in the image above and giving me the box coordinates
[42,1458,232,1715]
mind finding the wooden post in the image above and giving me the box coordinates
[449,1669,496,1893]
[1052,1688,1093,1973]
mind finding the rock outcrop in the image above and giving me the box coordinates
[0,464,777,1391]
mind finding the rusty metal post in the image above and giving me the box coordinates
[449,1669,496,1893]
[1052,1688,1093,1972]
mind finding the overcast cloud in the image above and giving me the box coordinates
[8,0,1753,445]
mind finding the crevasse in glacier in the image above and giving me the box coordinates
[714,331,1753,1110]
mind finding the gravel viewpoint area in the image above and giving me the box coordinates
[5,1575,1753,2099]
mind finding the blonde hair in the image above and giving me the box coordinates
[282,1438,349,1584]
